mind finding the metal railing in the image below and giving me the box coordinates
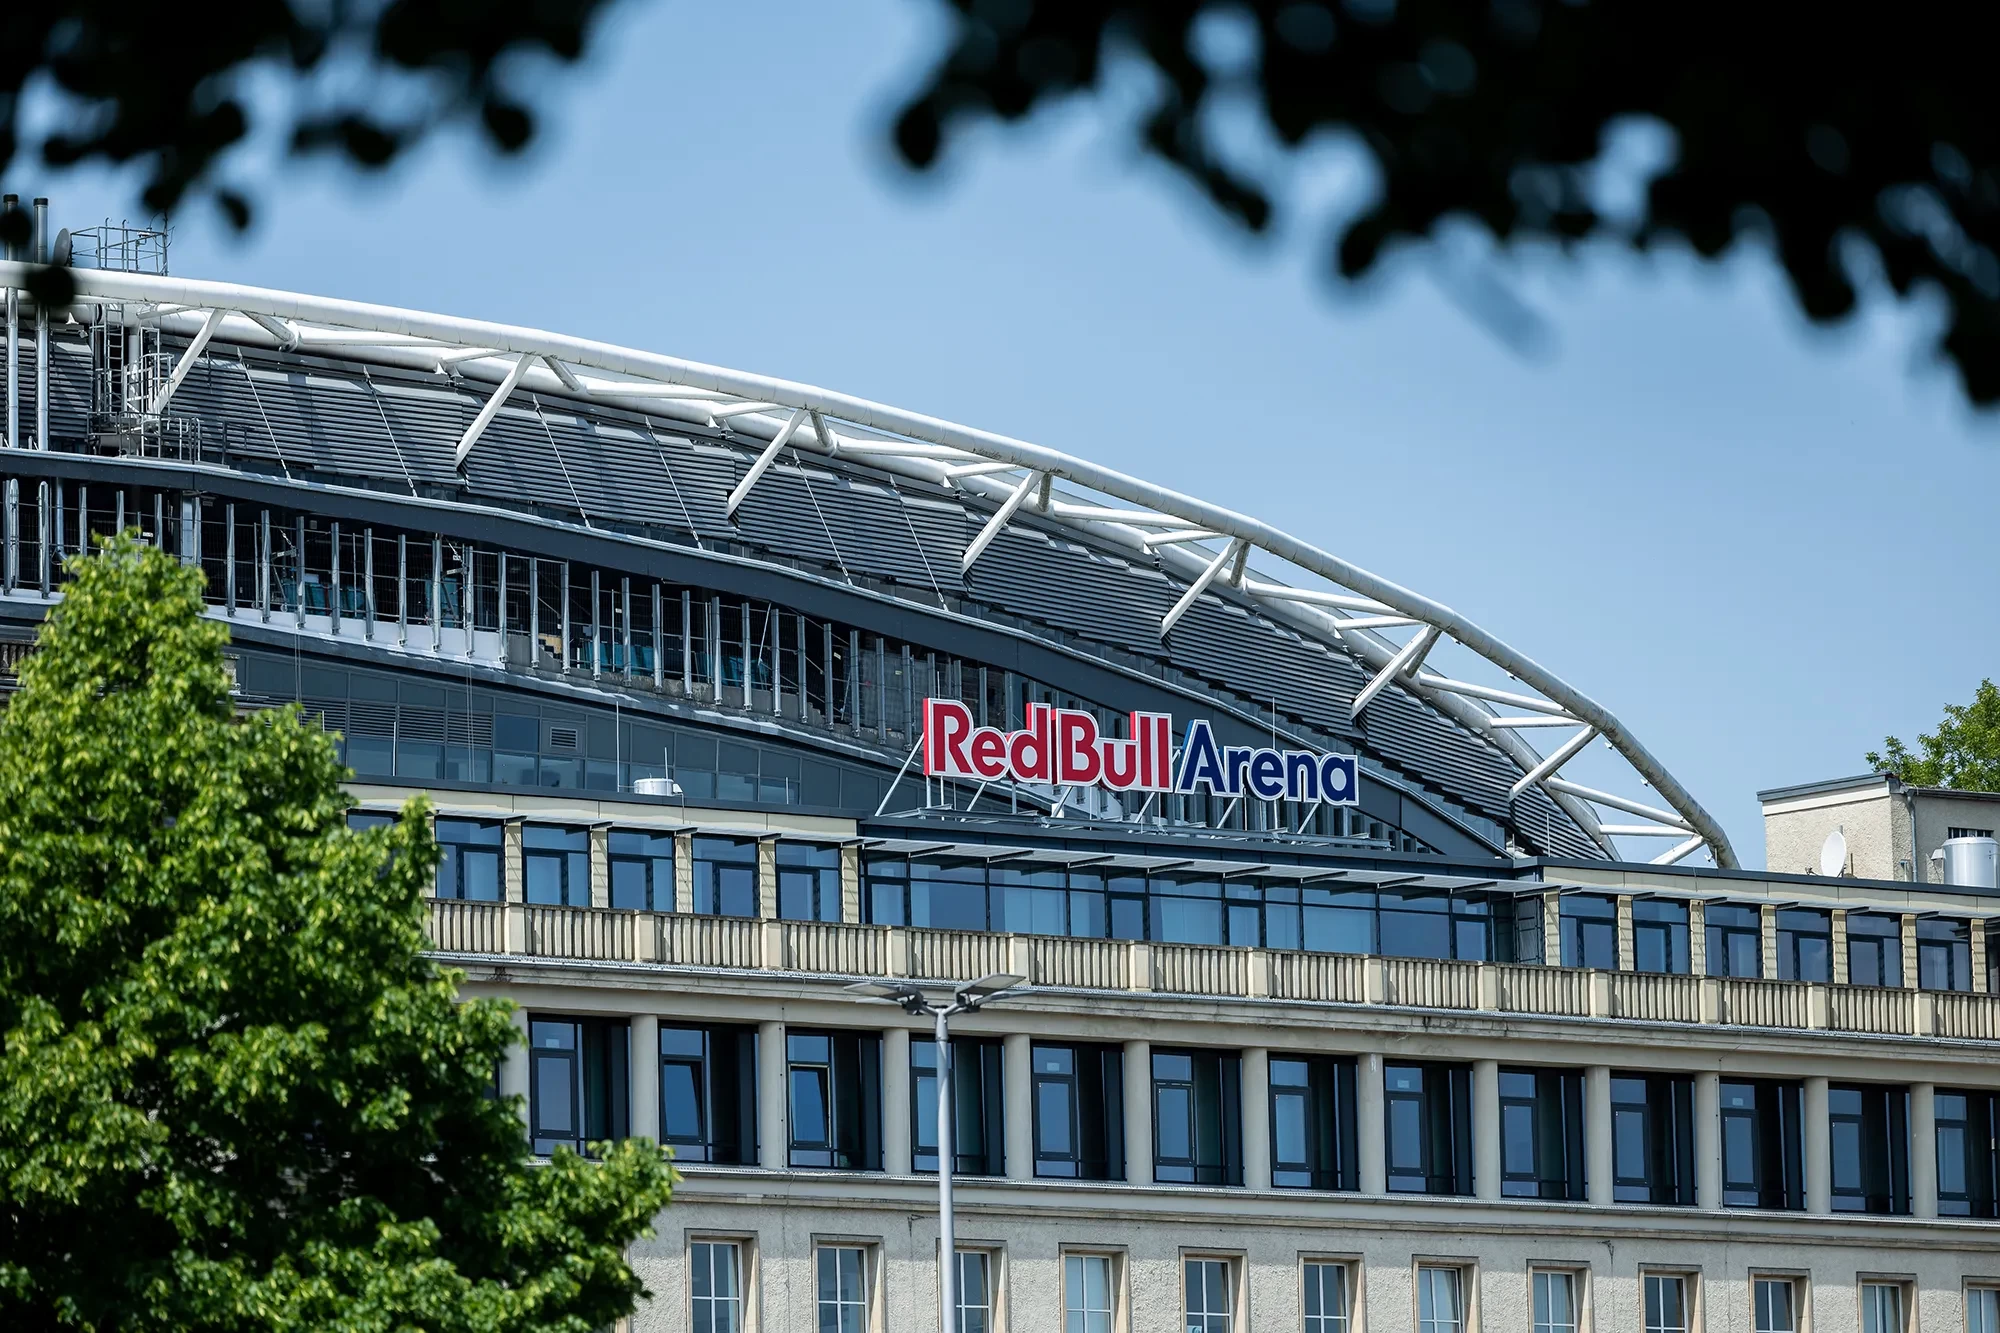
[424,902,2000,1040]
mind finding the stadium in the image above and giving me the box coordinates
[2,212,1997,1333]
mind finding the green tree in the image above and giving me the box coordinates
[0,535,673,1331]
[1867,679,2000,791]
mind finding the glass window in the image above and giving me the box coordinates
[1065,1254,1115,1333]
[1034,1043,1124,1181]
[1153,1050,1243,1186]
[787,1030,883,1170]
[1633,898,1690,974]
[690,1241,743,1333]
[778,842,843,923]
[1918,917,1973,991]
[1969,1287,2000,1333]
[1937,1090,2000,1218]
[1829,1084,1910,1214]
[1860,1282,1902,1333]
[1385,1063,1473,1196]
[1753,1277,1796,1333]
[1705,903,1762,978]
[1775,909,1831,983]
[1644,1275,1688,1333]
[1847,912,1903,988]
[1533,1271,1577,1333]
[816,1246,868,1333]
[527,1015,629,1157]
[694,836,759,918]
[1720,1080,1804,1210]
[609,829,675,912]
[1560,895,1617,968]
[434,817,502,901]
[523,824,590,907]
[658,1024,758,1165]
[1500,1068,1587,1200]
[1611,1073,1695,1205]
[1304,1262,1350,1333]
[1417,1266,1463,1333]
[1270,1055,1358,1191]
[913,1037,1006,1176]
[954,1251,991,1333]
[1185,1258,1234,1333]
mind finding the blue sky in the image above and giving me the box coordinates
[15,1,1996,867]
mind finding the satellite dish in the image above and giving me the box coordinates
[1819,828,1847,878]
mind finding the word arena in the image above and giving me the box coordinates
[921,699,1359,803]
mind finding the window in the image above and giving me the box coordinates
[1153,1050,1243,1185]
[348,809,396,832]
[1720,1080,1803,1210]
[1705,903,1763,978]
[778,842,843,922]
[815,1245,869,1333]
[1417,1266,1464,1333]
[1860,1282,1904,1333]
[1611,1073,1695,1205]
[1936,1090,2000,1218]
[528,1016,629,1156]
[1033,1043,1124,1180]
[1532,1270,1577,1333]
[1847,912,1903,988]
[1499,1068,1587,1200]
[435,818,502,900]
[694,836,759,917]
[658,1024,758,1164]
[1969,1287,2000,1333]
[690,1240,744,1333]
[1950,826,1996,840]
[954,1251,992,1333]
[1829,1084,1910,1214]
[1185,1257,1235,1333]
[913,1037,1005,1175]
[523,824,590,906]
[1918,917,1973,991]
[1753,1277,1797,1333]
[787,1030,882,1170]
[1385,1063,1473,1196]
[1560,894,1617,968]
[1644,1274,1689,1333]
[1775,909,1831,982]
[1304,1262,1351,1333]
[609,829,675,911]
[1270,1055,1358,1191]
[1633,898,1690,974]
[1065,1254,1116,1333]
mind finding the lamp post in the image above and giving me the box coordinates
[847,972,1025,1333]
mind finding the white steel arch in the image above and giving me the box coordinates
[0,261,1736,868]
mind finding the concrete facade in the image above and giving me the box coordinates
[1762,774,2000,885]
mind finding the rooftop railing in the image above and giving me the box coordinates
[426,900,1999,1041]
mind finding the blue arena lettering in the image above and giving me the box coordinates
[1172,719,1361,805]
[1175,720,1231,795]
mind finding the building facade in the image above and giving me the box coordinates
[1,228,1997,1333]
[1762,774,2000,886]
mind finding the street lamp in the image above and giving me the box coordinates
[846,972,1025,1333]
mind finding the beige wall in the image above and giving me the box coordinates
[1762,785,1900,881]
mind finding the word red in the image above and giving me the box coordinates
[923,698,1174,792]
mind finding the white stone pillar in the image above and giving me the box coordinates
[500,1005,531,1132]
[1123,1039,1152,1186]
[1003,1032,1033,1182]
[1694,1071,1722,1210]
[1585,1066,1613,1206]
[1357,1051,1387,1195]
[1242,1047,1272,1190]
[1804,1076,1831,1214]
[758,1019,787,1171]
[1912,1082,1938,1219]
[1472,1058,1501,1201]
[884,1026,913,1176]
[630,1012,660,1143]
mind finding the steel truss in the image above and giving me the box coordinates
[0,262,1736,867]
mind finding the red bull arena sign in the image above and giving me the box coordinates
[921,698,1359,804]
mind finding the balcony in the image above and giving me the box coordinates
[425,900,2000,1041]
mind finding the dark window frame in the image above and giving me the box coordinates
[1498,1067,1587,1201]
[1031,1042,1124,1181]
[693,835,760,918]
[1151,1048,1243,1186]
[608,828,676,912]
[528,1014,630,1157]
[522,823,591,907]
[1719,1079,1803,1210]
[1704,903,1763,979]
[434,817,503,901]
[1559,895,1618,969]
[1829,1083,1910,1215]
[1384,1061,1474,1196]
[912,1036,1006,1176]
[1775,909,1831,983]
[657,1022,758,1165]
[1611,1072,1695,1206]
[786,1028,883,1171]
[1269,1054,1358,1191]
[1936,1089,2000,1219]
[1846,912,1903,989]
[1632,899,1690,975]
